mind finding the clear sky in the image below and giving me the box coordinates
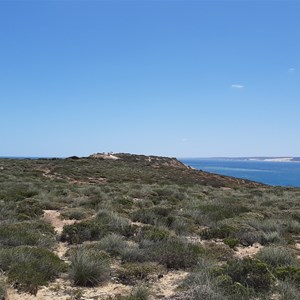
[0,0,299,158]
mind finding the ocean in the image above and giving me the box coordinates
[180,159,300,188]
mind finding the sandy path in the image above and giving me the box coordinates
[43,209,76,234]
[150,270,188,298]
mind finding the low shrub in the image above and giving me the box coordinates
[145,238,203,269]
[130,209,157,225]
[256,246,297,268]
[120,246,146,263]
[182,259,226,300]
[261,231,282,245]
[223,237,239,249]
[6,246,66,295]
[276,280,300,300]
[0,221,55,248]
[202,243,234,262]
[96,233,128,256]
[274,266,300,284]
[0,280,7,300]
[224,258,273,292]
[69,248,110,286]
[234,230,262,246]
[117,262,163,285]
[60,213,132,244]
[60,207,94,220]
[142,226,170,242]
[15,198,44,220]
[200,225,236,240]
[169,216,193,235]
[60,220,106,244]
[198,203,249,222]
[96,209,130,232]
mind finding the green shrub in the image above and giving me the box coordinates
[198,203,249,222]
[69,248,110,286]
[60,220,105,244]
[60,212,132,244]
[120,246,146,263]
[96,233,128,256]
[256,246,297,268]
[142,226,170,242]
[60,207,94,220]
[117,262,163,285]
[0,280,7,300]
[274,266,300,284]
[15,198,44,220]
[169,216,193,235]
[276,280,300,300]
[117,197,134,209]
[96,209,130,232]
[130,209,157,225]
[0,184,38,202]
[248,218,300,236]
[234,230,262,246]
[6,246,66,295]
[225,258,273,292]
[261,231,282,245]
[223,238,239,249]
[248,218,282,232]
[182,259,226,300]
[200,225,236,240]
[0,248,14,271]
[202,242,234,261]
[0,221,55,248]
[145,238,203,269]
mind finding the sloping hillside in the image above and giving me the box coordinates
[0,154,300,300]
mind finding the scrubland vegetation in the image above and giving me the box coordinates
[0,154,300,299]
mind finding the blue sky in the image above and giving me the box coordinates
[0,0,299,157]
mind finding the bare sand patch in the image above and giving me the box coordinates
[43,210,76,234]
[234,243,263,258]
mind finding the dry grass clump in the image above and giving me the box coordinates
[120,245,146,263]
[181,259,226,300]
[69,247,110,286]
[96,233,128,256]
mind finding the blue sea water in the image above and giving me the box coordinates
[180,159,300,188]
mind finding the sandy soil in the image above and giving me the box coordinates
[6,280,131,300]
[234,243,263,258]
[43,210,76,234]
